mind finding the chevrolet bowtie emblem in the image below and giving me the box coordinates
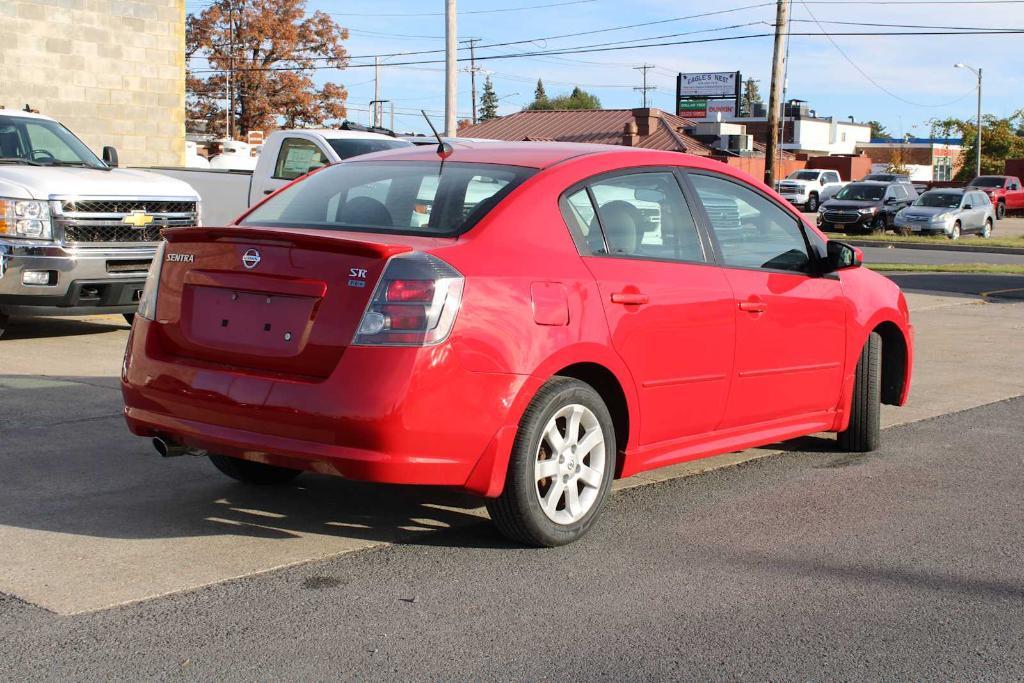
[122,210,154,228]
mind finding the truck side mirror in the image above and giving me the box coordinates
[102,146,119,167]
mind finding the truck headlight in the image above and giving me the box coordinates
[0,199,53,239]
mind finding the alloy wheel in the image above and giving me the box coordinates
[534,404,606,525]
[983,220,992,238]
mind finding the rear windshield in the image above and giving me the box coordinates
[241,161,535,236]
[968,176,1005,188]
[835,183,885,201]
[326,138,412,160]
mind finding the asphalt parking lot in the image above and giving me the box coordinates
[1,279,1023,678]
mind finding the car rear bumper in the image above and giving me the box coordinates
[121,317,527,490]
[0,240,155,315]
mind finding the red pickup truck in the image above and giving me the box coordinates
[967,175,1024,220]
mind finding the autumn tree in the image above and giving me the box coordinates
[739,78,762,116]
[187,0,350,138]
[479,76,499,121]
[931,112,1024,179]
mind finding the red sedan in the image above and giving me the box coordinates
[122,142,913,546]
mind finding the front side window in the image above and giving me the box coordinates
[274,138,330,180]
[572,172,705,263]
[243,161,534,236]
[893,185,909,201]
[689,173,811,274]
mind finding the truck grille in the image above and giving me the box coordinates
[778,183,802,193]
[55,199,198,244]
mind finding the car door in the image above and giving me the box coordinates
[683,171,848,429]
[1006,179,1023,210]
[561,170,735,446]
[258,137,331,199]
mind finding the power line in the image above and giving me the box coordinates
[796,2,986,107]
[324,0,597,17]
[188,29,1024,74]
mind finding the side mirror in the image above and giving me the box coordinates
[884,197,896,205]
[963,202,973,210]
[823,241,862,273]
[102,146,119,167]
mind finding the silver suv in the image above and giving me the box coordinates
[894,188,994,240]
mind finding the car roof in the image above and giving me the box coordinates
[300,129,403,141]
[925,187,965,194]
[0,109,55,122]
[351,140,648,169]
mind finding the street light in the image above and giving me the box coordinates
[954,63,982,178]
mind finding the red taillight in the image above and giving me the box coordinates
[386,279,435,303]
[353,252,464,347]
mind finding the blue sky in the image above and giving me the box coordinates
[187,0,1024,137]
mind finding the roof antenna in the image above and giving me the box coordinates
[421,110,453,163]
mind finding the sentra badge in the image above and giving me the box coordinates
[165,252,194,263]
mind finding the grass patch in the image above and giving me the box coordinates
[824,231,1024,249]
[866,263,1024,274]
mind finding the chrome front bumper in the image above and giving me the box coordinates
[0,240,156,316]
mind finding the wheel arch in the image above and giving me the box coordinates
[873,320,909,406]
[552,362,631,469]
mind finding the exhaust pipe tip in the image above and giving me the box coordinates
[153,436,192,458]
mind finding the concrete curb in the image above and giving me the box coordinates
[840,239,1024,256]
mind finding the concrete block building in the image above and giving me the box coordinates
[0,0,186,166]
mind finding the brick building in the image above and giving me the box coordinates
[1,0,186,166]
[855,138,964,182]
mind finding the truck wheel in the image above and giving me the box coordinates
[0,313,8,339]
[209,454,303,485]
[486,377,616,547]
[805,193,819,212]
[123,313,135,327]
[838,331,881,453]
[996,202,1006,220]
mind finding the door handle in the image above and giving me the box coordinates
[610,292,649,305]
[738,300,767,313]
[263,189,274,195]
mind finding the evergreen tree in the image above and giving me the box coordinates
[867,120,891,140]
[528,86,601,111]
[740,78,762,116]
[480,76,499,121]
[534,79,548,104]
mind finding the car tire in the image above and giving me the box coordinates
[870,215,887,234]
[949,221,961,240]
[838,331,882,453]
[996,202,1006,220]
[805,193,819,213]
[209,454,303,485]
[123,313,135,327]
[486,377,617,547]
[982,218,993,239]
[895,225,912,236]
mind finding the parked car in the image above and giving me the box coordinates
[817,180,917,233]
[966,175,1024,220]
[774,169,846,212]
[121,142,914,547]
[894,188,994,239]
[0,110,200,338]
[147,123,413,226]
[863,172,926,195]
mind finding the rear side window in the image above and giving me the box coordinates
[274,138,329,180]
[561,171,706,263]
[326,138,411,160]
[689,173,811,274]
[243,161,535,236]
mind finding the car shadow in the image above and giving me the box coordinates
[0,373,519,550]
[1,315,129,340]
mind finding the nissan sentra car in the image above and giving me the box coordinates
[121,142,914,547]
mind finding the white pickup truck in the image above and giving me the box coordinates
[774,169,847,212]
[149,126,413,227]
[0,110,200,337]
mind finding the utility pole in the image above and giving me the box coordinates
[373,56,381,128]
[633,64,655,108]
[954,63,983,177]
[226,0,233,140]
[462,38,481,124]
[444,0,457,137]
[764,0,790,186]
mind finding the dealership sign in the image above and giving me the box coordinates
[678,72,740,98]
